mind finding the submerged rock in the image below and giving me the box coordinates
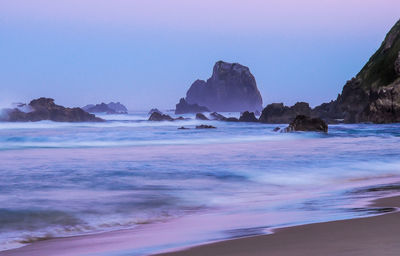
[273,127,281,132]
[239,111,258,122]
[283,115,328,133]
[148,112,174,121]
[179,61,263,112]
[195,113,209,120]
[178,126,190,130]
[196,125,216,129]
[2,98,103,122]
[175,98,209,114]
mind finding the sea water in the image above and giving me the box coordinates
[1,111,400,253]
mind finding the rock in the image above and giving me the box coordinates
[107,102,128,114]
[175,98,209,114]
[2,98,103,122]
[238,111,258,122]
[178,126,190,130]
[312,19,400,123]
[196,125,216,129]
[148,108,162,115]
[174,116,187,120]
[180,61,263,112]
[210,112,227,121]
[273,127,281,132]
[148,112,174,121]
[259,102,311,124]
[224,117,239,122]
[196,113,209,120]
[283,115,328,133]
[395,51,400,76]
[83,102,127,114]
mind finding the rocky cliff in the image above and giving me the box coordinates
[179,61,263,112]
[320,19,400,123]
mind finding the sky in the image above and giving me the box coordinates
[1,0,399,110]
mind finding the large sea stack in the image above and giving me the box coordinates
[177,61,263,113]
[317,19,400,123]
[1,98,103,122]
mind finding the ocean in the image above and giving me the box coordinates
[1,111,400,254]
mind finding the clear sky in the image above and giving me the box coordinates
[1,0,399,110]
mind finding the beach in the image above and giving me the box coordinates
[157,195,400,256]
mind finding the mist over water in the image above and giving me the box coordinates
[1,112,400,253]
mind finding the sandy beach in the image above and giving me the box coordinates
[0,195,399,256]
[156,196,400,256]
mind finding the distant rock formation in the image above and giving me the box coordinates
[1,98,103,122]
[175,98,209,114]
[313,19,400,123]
[83,102,128,114]
[283,115,328,133]
[178,61,263,112]
[238,111,258,122]
[148,108,162,115]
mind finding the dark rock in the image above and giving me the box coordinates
[259,102,311,124]
[181,61,263,112]
[175,98,209,114]
[148,112,174,121]
[196,113,209,120]
[148,108,162,115]
[178,126,190,130]
[239,111,258,122]
[2,98,103,122]
[283,115,328,133]
[273,127,281,132]
[196,125,216,129]
[224,117,239,122]
[83,102,127,114]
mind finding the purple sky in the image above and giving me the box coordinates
[1,0,399,110]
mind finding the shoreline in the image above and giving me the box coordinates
[1,195,399,256]
[155,195,400,256]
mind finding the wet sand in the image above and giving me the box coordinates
[1,196,400,256]
[156,196,400,256]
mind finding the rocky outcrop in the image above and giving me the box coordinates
[83,102,127,114]
[148,112,174,121]
[238,111,258,122]
[259,102,312,124]
[179,61,263,112]
[2,98,103,122]
[283,115,328,133]
[175,98,209,114]
[196,113,209,120]
[313,19,400,123]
